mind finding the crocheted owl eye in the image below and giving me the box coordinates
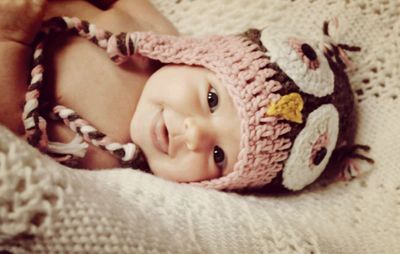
[288,38,320,70]
[281,104,340,190]
[260,31,335,98]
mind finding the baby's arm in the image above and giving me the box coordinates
[112,0,178,35]
[0,0,47,134]
[89,0,178,35]
[0,42,31,134]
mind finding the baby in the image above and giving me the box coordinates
[0,0,372,191]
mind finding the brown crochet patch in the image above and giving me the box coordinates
[241,29,267,52]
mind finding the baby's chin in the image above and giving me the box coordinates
[143,160,171,180]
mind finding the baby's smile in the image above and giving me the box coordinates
[150,109,170,155]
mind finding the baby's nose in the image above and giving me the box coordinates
[183,117,213,151]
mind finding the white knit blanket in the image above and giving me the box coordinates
[1,0,399,253]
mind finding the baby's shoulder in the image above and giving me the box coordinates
[46,1,177,36]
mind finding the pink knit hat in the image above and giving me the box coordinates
[129,32,295,190]
[25,17,372,191]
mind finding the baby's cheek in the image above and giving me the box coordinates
[150,154,216,183]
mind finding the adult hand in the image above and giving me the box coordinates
[0,0,47,45]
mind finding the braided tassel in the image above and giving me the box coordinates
[24,41,47,149]
[48,135,88,158]
[107,32,139,64]
[23,16,143,167]
[53,106,139,166]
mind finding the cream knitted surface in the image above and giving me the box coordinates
[1,0,399,253]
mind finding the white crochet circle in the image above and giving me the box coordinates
[260,29,334,97]
[282,104,339,191]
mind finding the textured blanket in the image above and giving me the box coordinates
[1,0,399,253]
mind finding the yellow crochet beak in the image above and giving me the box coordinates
[266,92,304,124]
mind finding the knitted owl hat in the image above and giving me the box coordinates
[24,17,372,191]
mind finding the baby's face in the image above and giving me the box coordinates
[130,65,241,183]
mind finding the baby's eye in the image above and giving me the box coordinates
[213,146,226,170]
[207,87,219,113]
